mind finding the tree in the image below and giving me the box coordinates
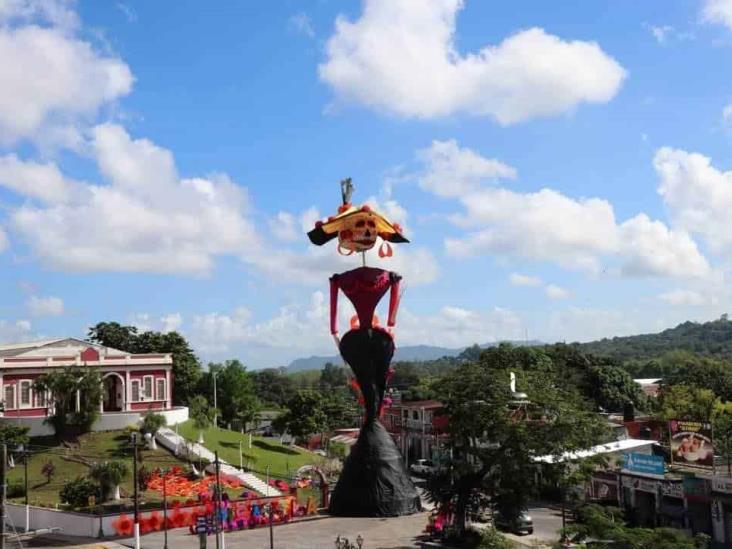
[567,503,702,548]
[273,391,327,441]
[587,363,646,412]
[319,363,348,389]
[715,402,732,475]
[658,384,719,421]
[189,395,214,443]
[59,477,98,508]
[199,360,260,427]
[426,345,608,537]
[33,367,102,436]
[89,460,128,501]
[141,411,167,450]
[88,322,202,405]
[666,355,732,401]
[87,322,138,352]
[0,424,29,448]
[41,460,56,485]
[252,368,295,408]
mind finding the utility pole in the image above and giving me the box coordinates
[1,443,6,549]
[23,446,28,532]
[212,371,218,430]
[214,451,224,549]
[268,502,274,549]
[131,433,140,549]
[162,468,169,549]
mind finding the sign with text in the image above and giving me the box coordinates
[622,452,665,476]
[669,420,714,468]
[713,477,732,495]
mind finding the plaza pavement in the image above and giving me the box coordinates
[23,503,564,548]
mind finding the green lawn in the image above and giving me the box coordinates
[8,430,188,509]
[176,421,322,479]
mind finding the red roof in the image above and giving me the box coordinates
[393,400,443,409]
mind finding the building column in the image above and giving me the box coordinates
[99,381,104,413]
[75,390,80,412]
[712,498,725,544]
[125,370,131,411]
[166,368,171,409]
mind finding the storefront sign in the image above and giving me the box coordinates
[591,473,618,502]
[622,452,665,476]
[712,477,732,495]
[669,420,714,468]
[683,477,711,501]
[661,481,684,499]
[623,476,660,493]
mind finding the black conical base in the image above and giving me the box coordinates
[329,420,422,517]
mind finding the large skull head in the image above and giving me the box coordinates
[338,213,378,253]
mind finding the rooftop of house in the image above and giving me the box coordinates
[391,399,443,410]
[0,337,136,358]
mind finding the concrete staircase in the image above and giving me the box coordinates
[155,427,281,496]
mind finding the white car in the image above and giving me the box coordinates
[410,459,436,476]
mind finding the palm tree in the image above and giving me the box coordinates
[90,460,128,501]
[141,411,167,450]
[189,395,214,444]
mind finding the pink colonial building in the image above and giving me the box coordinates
[0,338,184,434]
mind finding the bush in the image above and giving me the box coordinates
[479,528,512,549]
[6,480,25,499]
[59,477,98,508]
[141,411,167,435]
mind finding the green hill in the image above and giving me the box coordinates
[577,316,732,362]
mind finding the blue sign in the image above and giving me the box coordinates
[623,452,664,476]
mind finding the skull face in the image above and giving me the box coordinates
[338,214,378,252]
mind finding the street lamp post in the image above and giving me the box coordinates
[212,370,219,430]
[162,468,169,549]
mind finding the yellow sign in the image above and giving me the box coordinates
[88,495,96,506]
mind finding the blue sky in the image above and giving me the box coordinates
[3,0,732,367]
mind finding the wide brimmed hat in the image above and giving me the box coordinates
[307,203,409,246]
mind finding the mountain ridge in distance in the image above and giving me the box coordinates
[286,340,543,372]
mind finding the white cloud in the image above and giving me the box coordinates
[659,289,709,306]
[187,292,522,362]
[289,12,315,38]
[0,0,133,145]
[9,124,260,275]
[417,139,516,198]
[618,214,710,278]
[445,187,619,272]
[702,0,732,29]
[647,24,674,44]
[724,103,732,126]
[319,0,626,123]
[26,295,64,316]
[0,227,8,252]
[0,319,35,343]
[509,273,542,287]
[269,211,299,242]
[161,313,182,333]
[654,147,732,257]
[421,140,710,279]
[0,154,79,202]
[249,244,439,287]
[545,284,569,300]
[547,307,641,343]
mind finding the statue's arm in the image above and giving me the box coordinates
[387,272,402,328]
[330,276,340,346]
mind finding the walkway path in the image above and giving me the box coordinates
[155,428,281,496]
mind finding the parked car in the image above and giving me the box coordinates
[493,510,533,535]
[409,459,436,476]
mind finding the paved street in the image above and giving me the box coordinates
[113,513,432,549]
[499,505,564,548]
[23,502,563,549]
